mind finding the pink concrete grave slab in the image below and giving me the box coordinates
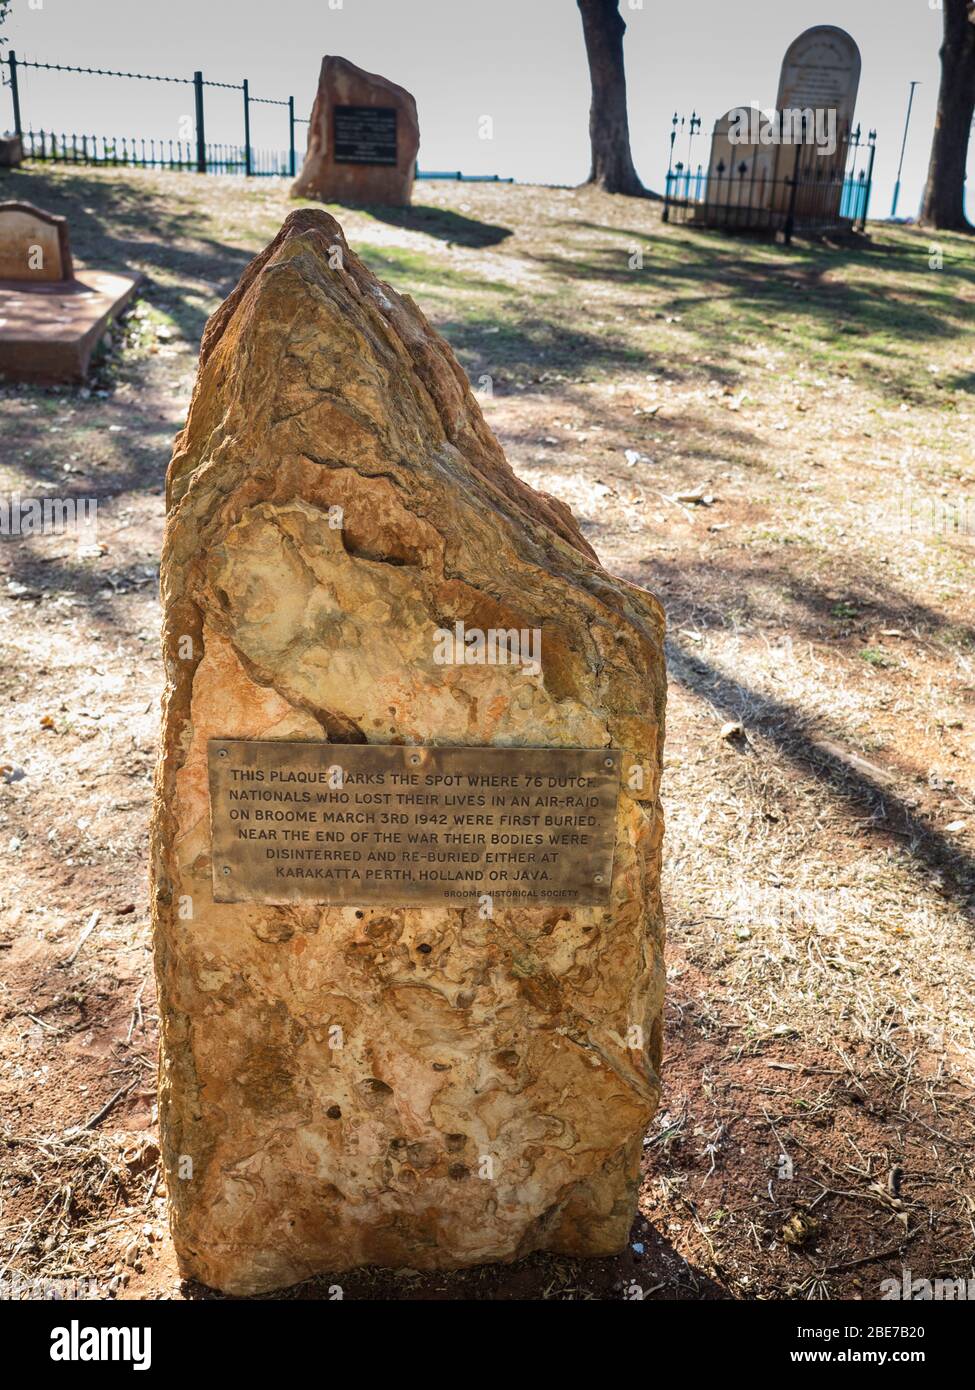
[0,200,140,383]
[0,268,141,384]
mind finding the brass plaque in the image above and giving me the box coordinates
[208,741,621,907]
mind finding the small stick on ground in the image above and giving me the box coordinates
[61,910,100,969]
[126,982,146,1044]
[79,1077,137,1132]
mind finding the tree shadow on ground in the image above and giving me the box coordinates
[647,956,975,1297]
[661,632,975,924]
[628,549,975,656]
[523,220,975,403]
[336,200,513,248]
[352,244,510,297]
[441,313,649,384]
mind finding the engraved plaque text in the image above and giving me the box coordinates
[208,742,621,907]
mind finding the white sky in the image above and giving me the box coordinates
[3,0,964,216]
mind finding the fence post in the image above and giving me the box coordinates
[242,78,252,176]
[862,131,877,232]
[663,112,680,224]
[288,95,295,177]
[783,146,801,246]
[8,51,22,137]
[194,70,206,173]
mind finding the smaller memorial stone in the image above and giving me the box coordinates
[291,56,419,207]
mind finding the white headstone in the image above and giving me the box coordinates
[706,108,778,212]
[775,25,861,159]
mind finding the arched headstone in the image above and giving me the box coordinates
[775,25,861,141]
[0,201,140,383]
[771,26,862,224]
[706,108,777,213]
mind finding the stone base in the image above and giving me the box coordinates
[0,269,141,384]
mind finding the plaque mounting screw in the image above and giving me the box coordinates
[594,874,604,883]
[218,748,228,759]
[410,753,421,765]
[604,757,614,768]
[222,866,231,876]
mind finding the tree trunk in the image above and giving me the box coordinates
[577,0,646,196]
[919,0,975,231]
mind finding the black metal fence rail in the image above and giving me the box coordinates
[4,51,512,184]
[6,51,304,177]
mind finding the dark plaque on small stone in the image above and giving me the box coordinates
[332,105,398,165]
[208,741,621,907]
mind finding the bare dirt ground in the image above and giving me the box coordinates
[1,164,974,1301]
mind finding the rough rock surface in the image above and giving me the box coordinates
[151,208,666,1295]
[291,57,419,207]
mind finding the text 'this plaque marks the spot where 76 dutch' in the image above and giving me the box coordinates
[150,208,666,1295]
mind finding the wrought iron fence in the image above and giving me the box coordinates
[20,128,292,175]
[3,51,512,184]
[663,113,877,243]
[5,53,302,177]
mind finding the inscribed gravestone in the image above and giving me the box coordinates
[0,201,73,282]
[775,23,861,143]
[151,208,666,1295]
[772,25,861,222]
[291,56,419,207]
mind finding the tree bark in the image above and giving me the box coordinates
[919,0,975,231]
[577,0,646,196]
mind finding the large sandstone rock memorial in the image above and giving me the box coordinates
[151,209,666,1294]
[291,56,419,207]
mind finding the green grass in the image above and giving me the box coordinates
[5,161,974,410]
[859,647,895,667]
